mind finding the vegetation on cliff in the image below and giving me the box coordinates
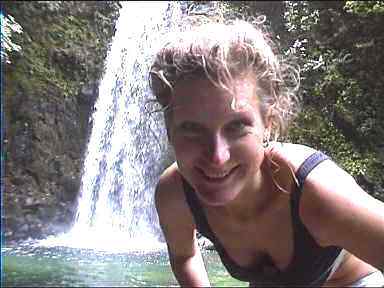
[2,1,120,241]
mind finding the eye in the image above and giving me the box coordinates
[228,120,246,130]
[225,119,252,136]
[179,122,203,137]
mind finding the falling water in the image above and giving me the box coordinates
[68,1,184,250]
[38,1,185,252]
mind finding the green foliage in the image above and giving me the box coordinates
[4,1,120,99]
[344,1,384,16]
[281,1,384,200]
[284,1,319,34]
[289,108,374,177]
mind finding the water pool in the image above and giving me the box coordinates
[2,241,247,287]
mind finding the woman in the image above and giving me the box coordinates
[149,17,384,287]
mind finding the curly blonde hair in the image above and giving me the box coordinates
[149,15,300,139]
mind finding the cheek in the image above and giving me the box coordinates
[233,135,265,162]
[171,136,200,159]
[239,131,263,146]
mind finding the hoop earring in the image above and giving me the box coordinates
[262,127,271,148]
[262,133,270,148]
[262,138,269,148]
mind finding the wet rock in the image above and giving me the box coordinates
[11,121,33,166]
[25,197,35,206]
[3,1,120,242]
[58,175,80,202]
[79,80,99,106]
[20,224,29,232]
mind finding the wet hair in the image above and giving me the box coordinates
[149,15,300,139]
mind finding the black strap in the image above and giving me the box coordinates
[288,151,342,286]
[291,151,329,223]
[296,151,329,191]
[181,177,213,239]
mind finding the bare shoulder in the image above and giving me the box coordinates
[299,158,383,226]
[298,156,384,268]
[266,142,318,172]
[155,162,197,257]
[263,142,318,194]
[155,162,180,207]
[155,162,193,224]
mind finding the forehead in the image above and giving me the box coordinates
[171,77,259,116]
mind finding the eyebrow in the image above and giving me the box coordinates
[228,110,256,120]
[176,119,204,127]
[175,110,255,127]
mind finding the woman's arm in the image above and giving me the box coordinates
[155,164,211,287]
[299,158,384,270]
[266,142,384,270]
[168,242,211,286]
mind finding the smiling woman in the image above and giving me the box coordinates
[167,77,266,206]
[148,15,384,287]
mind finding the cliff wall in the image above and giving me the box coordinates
[2,1,121,241]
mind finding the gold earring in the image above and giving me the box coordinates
[262,138,269,148]
[263,130,270,148]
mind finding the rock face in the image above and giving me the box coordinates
[3,1,121,242]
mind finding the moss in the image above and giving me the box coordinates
[3,1,121,240]
[287,108,383,201]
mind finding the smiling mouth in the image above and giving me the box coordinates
[197,166,239,183]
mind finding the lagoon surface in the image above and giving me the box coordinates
[2,241,247,287]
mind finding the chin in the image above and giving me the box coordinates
[194,187,238,207]
[188,166,246,206]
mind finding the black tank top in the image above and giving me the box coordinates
[182,151,343,286]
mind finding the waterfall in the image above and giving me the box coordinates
[72,1,187,250]
[38,1,185,252]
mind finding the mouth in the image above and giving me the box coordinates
[197,165,240,183]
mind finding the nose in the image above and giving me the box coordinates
[206,134,230,166]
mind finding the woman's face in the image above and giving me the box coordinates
[168,76,268,206]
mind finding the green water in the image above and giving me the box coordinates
[2,242,247,287]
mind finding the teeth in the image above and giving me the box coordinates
[203,169,232,179]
